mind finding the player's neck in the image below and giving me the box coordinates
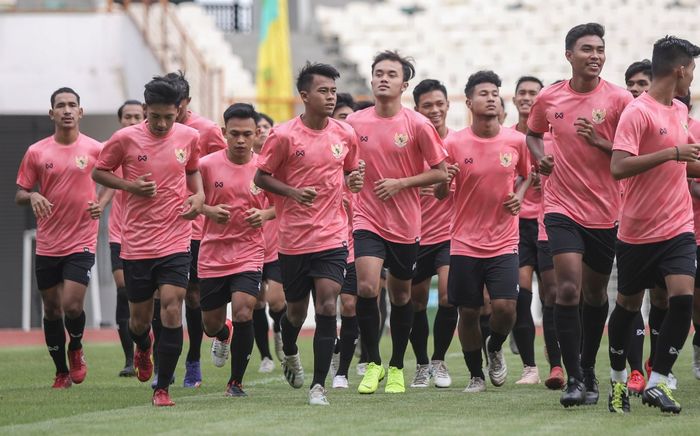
[300,112,329,130]
[647,80,677,106]
[515,115,528,134]
[226,148,252,165]
[471,116,500,138]
[253,143,263,154]
[374,98,402,118]
[569,75,600,93]
[436,124,449,139]
[53,128,79,145]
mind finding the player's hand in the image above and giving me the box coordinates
[245,208,266,228]
[291,187,317,206]
[575,117,602,148]
[30,192,53,219]
[420,185,435,196]
[530,171,542,191]
[180,193,204,220]
[347,169,364,193]
[446,163,460,183]
[207,204,232,224]
[86,201,102,220]
[374,178,404,201]
[503,192,521,216]
[538,155,554,176]
[127,173,157,197]
[676,144,700,162]
[342,196,350,211]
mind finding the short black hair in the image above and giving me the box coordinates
[117,99,143,120]
[50,87,80,107]
[652,36,700,78]
[143,76,182,107]
[565,23,605,50]
[355,100,375,110]
[335,93,356,112]
[223,103,260,125]
[412,79,447,106]
[164,70,190,100]
[371,50,416,82]
[675,92,692,109]
[515,76,544,92]
[464,70,502,97]
[499,96,505,109]
[258,112,274,126]
[296,62,340,92]
[625,60,652,82]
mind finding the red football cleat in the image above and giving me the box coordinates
[134,335,154,383]
[544,366,566,390]
[645,358,652,379]
[152,388,175,407]
[52,372,72,389]
[627,369,646,396]
[68,348,87,384]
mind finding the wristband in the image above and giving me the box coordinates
[676,146,680,162]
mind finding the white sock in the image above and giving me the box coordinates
[610,369,627,383]
[647,371,668,389]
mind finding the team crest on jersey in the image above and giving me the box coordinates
[250,181,262,195]
[175,148,187,164]
[499,152,513,167]
[682,120,689,133]
[75,155,88,170]
[591,108,606,124]
[331,142,344,159]
[394,133,409,148]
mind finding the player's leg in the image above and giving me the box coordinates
[37,259,70,388]
[513,264,538,384]
[333,262,358,389]
[200,277,232,369]
[647,286,668,374]
[431,263,456,388]
[693,250,700,379]
[111,243,134,377]
[226,274,261,397]
[409,275,431,388]
[183,240,203,388]
[537,241,564,389]
[264,260,286,362]
[252,287,274,373]
[309,275,342,405]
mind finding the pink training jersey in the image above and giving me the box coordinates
[16,134,102,256]
[96,122,200,260]
[446,126,530,257]
[257,116,359,255]
[528,79,632,228]
[537,133,555,242]
[343,186,356,264]
[613,92,693,244]
[346,107,447,244]
[689,118,700,245]
[183,111,227,241]
[508,124,540,220]
[198,150,266,278]
[108,167,124,244]
[420,129,454,245]
[262,194,279,263]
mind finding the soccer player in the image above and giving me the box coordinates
[606,36,700,414]
[333,93,355,120]
[200,103,272,397]
[409,78,456,388]
[498,96,507,125]
[511,76,545,384]
[110,100,144,377]
[438,71,531,393]
[15,87,107,388]
[346,50,448,394]
[254,62,363,405]
[526,23,633,407]
[93,76,203,406]
[625,59,652,98]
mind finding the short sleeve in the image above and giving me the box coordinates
[186,132,200,172]
[203,125,227,155]
[416,120,448,167]
[96,132,125,171]
[343,129,360,172]
[527,93,550,134]
[256,129,287,175]
[517,139,531,179]
[16,147,38,190]
[612,106,644,157]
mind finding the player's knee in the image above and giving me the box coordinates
[341,298,356,316]
[357,279,378,298]
[458,306,480,325]
[254,299,266,310]
[412,300,427,312]
[557,279,579,305]
[315,299,337,317]
[184,290,200,308]
[232,305,253,323]
[650,289,669,309]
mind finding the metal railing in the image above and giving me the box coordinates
[201,2,252,33]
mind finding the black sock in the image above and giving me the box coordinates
[389,302,414,369]
[626,312,645,373]
[156,326,183,390]
[555,304,582,381]
[607,303,639,371]
[653,295,692,376]
[215,324,230,341]
[44,318,68,374]
[269,306,286,333]
[334,337,341,354]
[486,330,508,353]
[116,287,133,365]
[185,305,203,362]
[432,305,458,361]
[129,326,151,351]
[541,305,561,368]
[359,335,369,363]
[463,349,484,379]
[230,320,254,384]
[280,313,301,356]
[337,316,358,377]
[580,300,608,369]
[64,311,86,351]
[356,296,381,364]
[512,289,536,367]
[648,303,667,365]
[252,308,272,360]
[378,287,388,339]
[693,322,700,347]
[312,314,337,387]
[152,299,162,368]
[479,314,491,350]
[409,309,429,365]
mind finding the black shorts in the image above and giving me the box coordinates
[519,218,539,269]
[279,247,348,303]
[354,230,419,281]
[109,242,124,272]
[616,232,696,296]
[199,271,263,311]
[544,213,616,275]
[341,262,357,295]
[262,260,282,284]
[123,252,191,303]
[537,241,554,273]
[447,254,519,308]
[35,252,95,291]
[189,239,200,284]
[412,240,450,284]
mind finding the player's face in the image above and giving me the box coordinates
[119,104,144,127]
[497,100,507,124]
[512,81,541,116]
[301,74,337,117]
[145,103,179,137]
[676,58,696,98]
[49,93,82,129]
[257,118,272,142]
[626,72,651,98]
[415,90,449,131]
[566,35,606,80]
[467,83,499,118]
[332,105,354,121]
[176,97,191,123]
[371,60,407,99]
[224,117,258,158]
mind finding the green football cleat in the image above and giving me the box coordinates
[357,362,385,394]
[385,366,405,394]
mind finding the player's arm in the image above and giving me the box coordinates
[15,187,53,219]
[86,186,115,220]
[345,159,365,193]
[575,117,612,154]
[181,170,205,220]
[254,170,317,207]
[690,179,700,199]
[686,161,700,178]
[434,162,459,200]
[375,160,448,201]
[611,145,700,180]
[526,129,554,176]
